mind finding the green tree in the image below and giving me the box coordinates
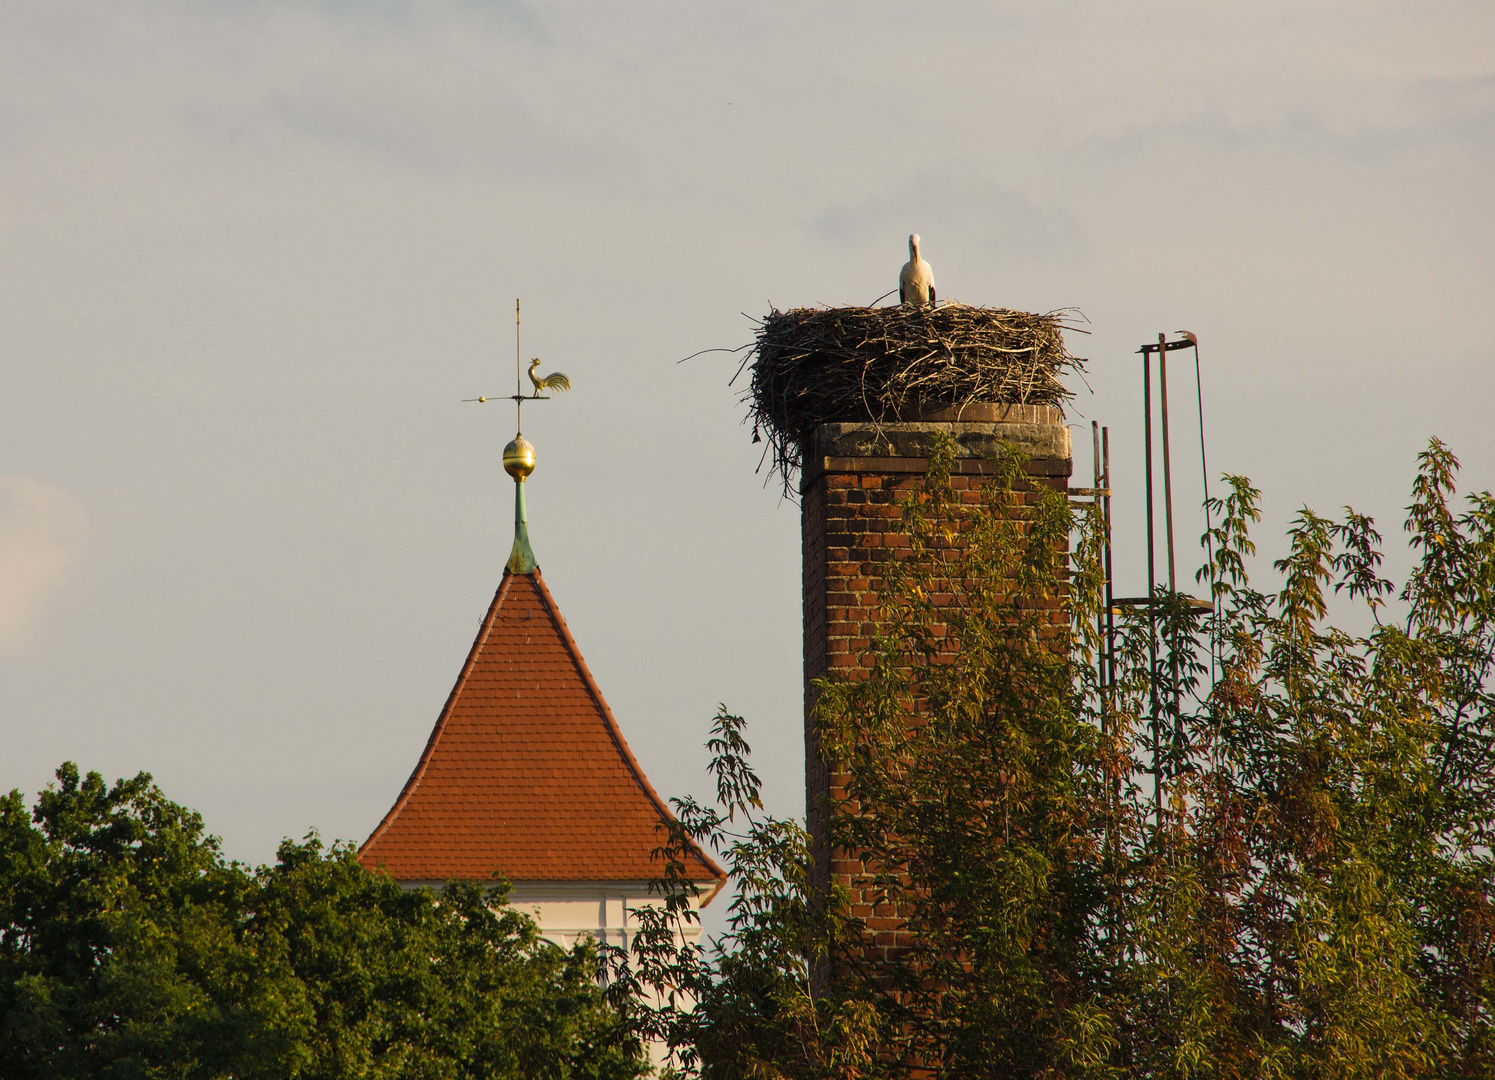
[610,436,1495,1080]
[0,764,645,1080]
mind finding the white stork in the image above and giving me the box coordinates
[898,233,936,306]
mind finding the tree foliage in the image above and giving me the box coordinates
[0,765,645,1080]
[610,436,1495,1080]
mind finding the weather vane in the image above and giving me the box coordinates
[463,299,571,434]
[464,300,571,576]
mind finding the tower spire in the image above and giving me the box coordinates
[505,298,537,574]
[462,298,571,576]
[503,433,537,574]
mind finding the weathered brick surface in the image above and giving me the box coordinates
[801,421,1072,968]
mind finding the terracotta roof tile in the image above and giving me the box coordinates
[359,569,725,893]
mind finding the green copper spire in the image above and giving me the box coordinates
[507,478,537,574]
[502,433,538,574]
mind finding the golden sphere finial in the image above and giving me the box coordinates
[503,433,536,480]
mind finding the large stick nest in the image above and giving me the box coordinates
[740,303,1086,488]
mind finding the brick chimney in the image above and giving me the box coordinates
[800,403,1073,932]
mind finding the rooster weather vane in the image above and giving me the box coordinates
[464,299,571,433]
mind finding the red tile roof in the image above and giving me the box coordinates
[359,569,724,895]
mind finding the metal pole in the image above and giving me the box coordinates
[1194,341,1215,685]
[1159,333,1177,596]
[1143,348,1161,825]
[1158,333,1183,766]
[1093,421,1105,707]
[1101,424,1118,953]
[1103,425,1114,702]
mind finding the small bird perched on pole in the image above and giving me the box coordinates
[527,358,570,396]
[899,233,936,306]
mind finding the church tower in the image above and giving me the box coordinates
[360,415,724,948]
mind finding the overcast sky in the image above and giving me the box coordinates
[3,0,1492,923]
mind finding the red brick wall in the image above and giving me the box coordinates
[801,437,1072,967]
